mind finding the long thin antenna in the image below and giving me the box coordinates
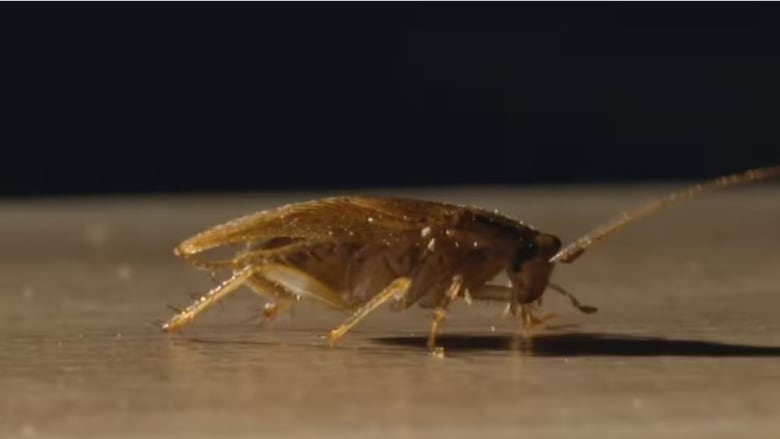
[550,164,780,264]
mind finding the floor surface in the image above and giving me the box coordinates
[2,186,779,438]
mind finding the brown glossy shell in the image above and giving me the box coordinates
[177,196,541,309]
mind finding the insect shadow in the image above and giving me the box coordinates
[374,332,780,357]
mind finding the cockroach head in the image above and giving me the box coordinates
[511,233,562,271]
[507,232,561,303]
[534,233,563,260]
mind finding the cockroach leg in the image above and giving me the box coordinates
[427,274,464,355]
[164,264,346,332]
[244,276,297,323]
[466,285,519,319]
[328,277,412,347]
[258,263,347,309]
[469,284,523,320]
[469,284,557,329]
[547,282,598,314]
[470,283,596,315]
[519,305,558,331]
[166,166,780,351]
[162,266,256,332]
[468,284,514,302]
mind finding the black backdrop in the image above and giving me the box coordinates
[2,3,779,195]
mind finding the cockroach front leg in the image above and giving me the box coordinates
[468,284,557,330]
[518,305,557,330]
[470,284,596,317]
[328,277,411,347]
[427,274,464,356]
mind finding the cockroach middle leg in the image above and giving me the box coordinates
[328,277,411,347]
[427,274,464,356]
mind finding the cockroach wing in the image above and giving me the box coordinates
[175,196,463,256]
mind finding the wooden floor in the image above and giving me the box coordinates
[2,186,780,439]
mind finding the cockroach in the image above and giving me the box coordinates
[162,165,780,354]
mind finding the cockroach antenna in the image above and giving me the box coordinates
[550,164,780,265]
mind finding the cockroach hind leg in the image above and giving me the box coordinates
[162,267,256,333]
[327,277,411,348]
[186,292,225,310]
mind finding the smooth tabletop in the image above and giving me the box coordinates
[2,186,780,439]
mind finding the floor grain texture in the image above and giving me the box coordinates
[2,186,779,439]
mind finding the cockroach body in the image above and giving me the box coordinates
[162,166,780,353]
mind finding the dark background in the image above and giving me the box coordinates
[2,3,779,196]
